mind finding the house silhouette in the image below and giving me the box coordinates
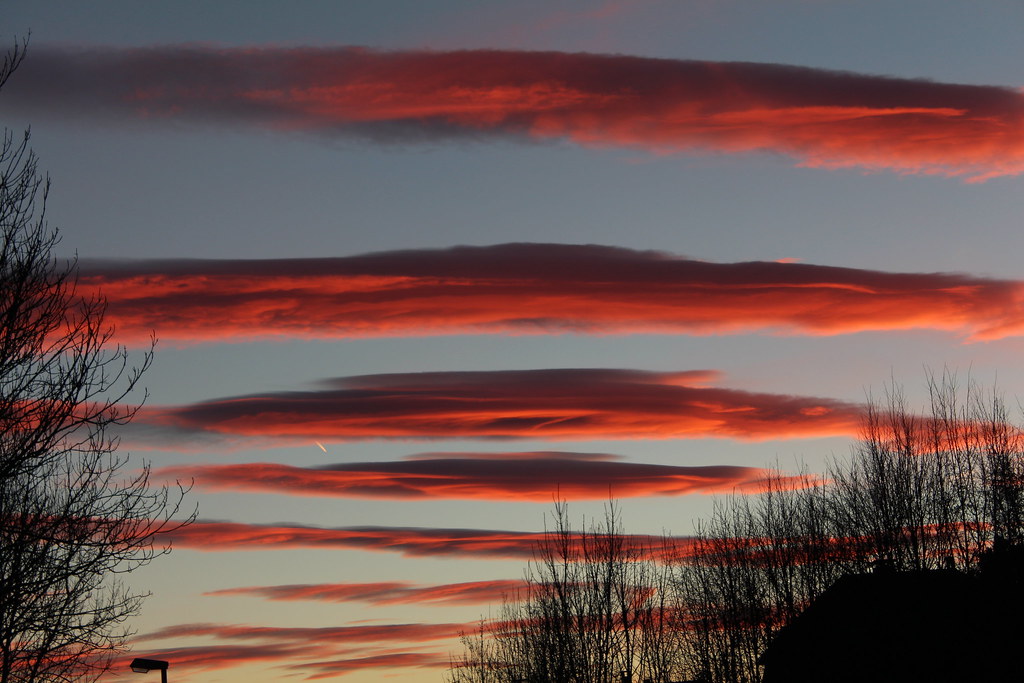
[758,549,1024,682]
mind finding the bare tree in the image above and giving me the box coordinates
[0,38,192,682]
[674,470,840,683]
[448,374,1024,683]
[676,372,1024,683]
[831,372,1024,572]
[448,501,685,683]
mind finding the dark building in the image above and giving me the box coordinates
[759,551,1024,683]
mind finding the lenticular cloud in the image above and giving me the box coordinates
[8,46,1024,178]
[166,520,684,559]
[157,455,795,501]
[133,367,862,448]
[204,579,527,606]
[81,243,1024,344]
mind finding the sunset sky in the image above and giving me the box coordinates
[3,1,1024,681]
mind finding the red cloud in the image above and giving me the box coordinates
[136,621,467,645]
[158,455,797,501]
[9,48,1024,179]
[118,644,307,672]
[289,652,452,680]
[80,244,1024,345]
[124,622,457,679]
[204,579,527,606]
[166,520,688,560]
[137,368,861,446]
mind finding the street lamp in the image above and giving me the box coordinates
[130,658,169,683]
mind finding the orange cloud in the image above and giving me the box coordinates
[118,644,308,673]
[136,621,466,645]
[158,454,798,501]
[80,244,1024,345]
[289,652,452,680]
[205,579,528,606]
[135,368,861,447]
[166,520,688,559]
[9,48,1024,178]
[126,622,458,679]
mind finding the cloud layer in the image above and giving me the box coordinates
[137,621,466,646]
[8,47,1024,178]
[136,368,861,446]
[167,520,685,559]
[129,621,459,679]
[159,453,794,501]
[81,244,1024,345]
[123,645,449,679]
[205,579,527,606]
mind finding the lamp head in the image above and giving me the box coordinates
[130,658,169,674]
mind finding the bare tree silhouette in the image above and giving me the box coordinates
[678,373,1024,683]
[448,374,1024,683]
[0,39,192,682]
[447,502,685,683]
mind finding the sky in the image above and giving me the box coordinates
[2,1,1024,681]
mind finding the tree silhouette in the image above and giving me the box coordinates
[448,374,1024,683]
[0,39,192,682]
[677,372,1024,683]
[447,502,686,683]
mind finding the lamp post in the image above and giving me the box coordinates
[130,658,169,683]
